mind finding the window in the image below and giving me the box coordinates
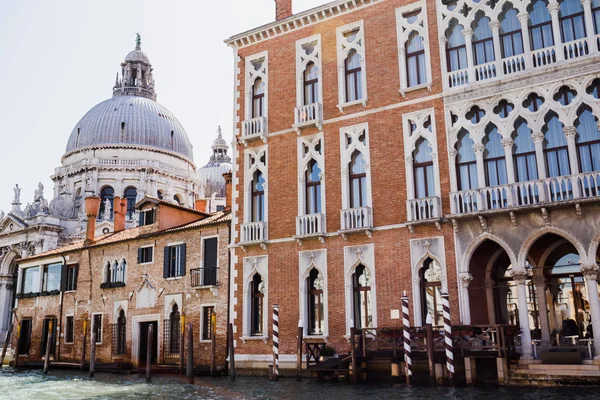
[513,119,539,182]
[593,0,600,35]
[92,314,102,344]
[124,187,137,220]
[203,238,218,286]
[251,171,265,222]
[164,244,186,278]
[349,151,368,208]
[544,114,571,177]
[113,310,126,356]
[102,260,126,288]
[420,259,443,327]
[303,62,319,105]
[413,138,435,198]
[99,186,114,220]
[138,246,154,264]
[21,266,40,294]
[42,263,62,293]
[40,317,57,357]
[456,131,478,190]
[18,319,32,355]
[252,78,265,118]
[529,0,554,51]
[305,160,322,214]
[202,306,215,341]
[576,108,600,173]
[499,5,524,58]
[345,48,362,102]
[559,0,586,42]
[250,274,264,336]
[524,92,545,112]
[65,316,74,344]
[472,13,495,66]
[307,268,324,335]
[169,304,181,354]
[483,125,508,187]
[65,264,78,291]
[173,195,182,206]
[138,209,155,226]
[446,20,468,72]
[337,21,366,106]
[406,32,426,87]
[352,265,372,329]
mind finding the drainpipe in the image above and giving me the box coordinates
[226,221,232,374]
[58,253,67,362]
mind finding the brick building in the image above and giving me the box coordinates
[12,191,231,370]
[225,0,600,371]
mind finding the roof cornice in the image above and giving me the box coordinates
[224,0,383,49]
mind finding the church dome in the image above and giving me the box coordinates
[198,127,232,197]
[64,34,194,161]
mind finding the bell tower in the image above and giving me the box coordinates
[113,34,156,100]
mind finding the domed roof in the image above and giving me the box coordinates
[198,127,232,197]
[65,95,193,160]
[125,49,150,64]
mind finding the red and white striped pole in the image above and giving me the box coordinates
[401,291,412,384]
[272,304,279,381]
[442,293,454,381]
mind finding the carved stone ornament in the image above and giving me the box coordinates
[49,194,75,219]
[459,272,473,287]
[424,261,442,283]
[510,268,529,282]
[580,263,599,279]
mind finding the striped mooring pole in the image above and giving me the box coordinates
[401,291,412,384]
[272,304,279,381]
[442,293,455,381]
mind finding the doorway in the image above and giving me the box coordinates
[139,321,158,365]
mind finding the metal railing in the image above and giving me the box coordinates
[190,267,219,287]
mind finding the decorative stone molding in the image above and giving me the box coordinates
[510,269,529,283]
[459,272,473,287]
[581,263,600,279]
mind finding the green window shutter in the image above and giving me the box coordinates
[164,246,170,278]
[179,244,187,276]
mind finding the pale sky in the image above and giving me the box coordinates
[0,0,325,212]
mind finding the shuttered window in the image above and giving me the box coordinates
[163,244,186,278]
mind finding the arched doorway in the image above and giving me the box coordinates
[0,251,19,339]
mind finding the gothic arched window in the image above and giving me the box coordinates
[250,274,264,336]
[307,268,324,335]
[349,150,367,208]
[413,138,434,198]
[420,258,443,326]
[472,13,495,66]
[528,0,554,51]
[456,130,478,190]
[352,265,372,329]
[345,49,362,102]
[483,125,508,186]
[123,187,137,220]
[576,108,600,172]
[406,31,426,87]
[251,171,265,222]
[559,0,586,43]
[305,159,322,214]
[499,5,524,57]
[446,20,467,72]
[513,118,539,182]
[303,62,319,105]
[543,113,571,177]
[593,0,600,35]
[115,310,126,355]
[99,186,114,220]
[252,78,265,118]
[169,304,181,354]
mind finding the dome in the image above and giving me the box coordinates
[198,127,232,197]
[125,49,150,64]
[65,95,194,160]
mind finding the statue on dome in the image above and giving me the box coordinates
[135,33,141,50]
[13,184,21,204]
[34,182,44,202]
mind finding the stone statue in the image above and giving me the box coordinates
[0,210,4,221]
[139,170,147,188]
[34,182,44,201]
[103,198,112,221]
[13,184,21,204]
[77,210,85,231]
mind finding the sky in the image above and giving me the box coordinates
[0,0,325,213]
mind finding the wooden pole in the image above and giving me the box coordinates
[43,320,53,374]
[350,327,357,383]
[0,324,13,368]
[210,311,217,377]
[146,324,153,383]
[228,323,236,381]
[402,292,412,385]
[179,313,185,374]
[426,314,436,386]
[271,305,279,381]
[89,332,96,378]
[186,322,194,384]
[80,319,87,371]
[441,293,455,384]
[296,319,303,381]
[14,323,20,369]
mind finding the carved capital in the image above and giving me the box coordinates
[581,263,599,280]
[510,268,529,283]
[517,12,530,24]
[449,148,459,158]
[462,29,474,38]
[405,156,414,166]
[473,143,485,153]
[488,20,501,30]
[563,126,577,138]
[547,3,560,13]
[501,138,514,148]
[439,36,448,44]
[459,272,473,287]
[532,132,545,144]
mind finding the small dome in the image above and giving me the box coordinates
[125,49,150,64]
[198,127,232,197]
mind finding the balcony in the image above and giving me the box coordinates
[241,116,268,145]
[190,267,219,288]
[293,103,323,133]
[339,206,372,239]
[295,213,326,243]
[240,221,268,249]
[407,196,442,225]
[449,171,600,218]
[100,281,126,289]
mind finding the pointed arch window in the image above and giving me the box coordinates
[456,130,478,190]
[345,49,362,102]
[472,13,495,66]
[349,150,367,208]
[124,187,137,220]
[352,265,372,329]
[168,304,181,355]
[544,114,571,177]
[499,5,524,57]
[250,274,264,336]
[99,186,114,220]
[484,125,508,186]
[114,310,126,356]
[307,268,324,335]
[528,0,554,51]
[559,0,586,42]
[251,171,265,222]
[303,62,319,106]
[420,258,443,327]
[576,108,600,172]
[305,160,322,214]
[446,20,467,72]
[513,119,539,182]
[406,31,426,87]
[252,78,265,118]
[413,138,434,198]
[593,0,600,35]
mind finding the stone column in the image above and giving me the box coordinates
[399,46,407,92]
[449,149,459,193]
[502,138,516,184]
[511,269,533,359]
[532,132,547,180]
[581,263,600,360]
[489,20,504,78]
[459,272,474,325]
[564,126,580,176]
[485,279,497,325]
[533,275,552,345]
[439,37,450,89]
[463,29,477,83]
[518,12,533,69]
[548,2,565,61]
[473,143,486,189]
[0,278,12,336]
[581,0,597,54]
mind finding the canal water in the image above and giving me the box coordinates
[1,368,600,400]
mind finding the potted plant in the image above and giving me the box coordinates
[320,346,336,361]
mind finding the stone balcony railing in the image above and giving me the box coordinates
[449,171,600,215]
[407,196,442,222]
[240,221,268,244]
[293,102,323,132]
[241,116,268,144]
[340,206,372,232]
[296,213,326,237]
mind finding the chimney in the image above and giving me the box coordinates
[84,196,101,245]
[223,172,233,213]
[113,197,127,233]
[275,0,292,20]
[195,199,208,213]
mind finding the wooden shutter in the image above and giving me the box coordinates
[179,244,187,276]
[138,248,143,264]
[163,246,170,278]
[60,264,68,292]
[138,211,144,226]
